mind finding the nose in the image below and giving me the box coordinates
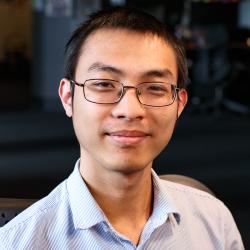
[111,86,145,120]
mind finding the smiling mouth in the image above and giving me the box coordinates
[105,130,150,145]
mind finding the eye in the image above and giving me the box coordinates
[146,83,169,95]
[92,80,115,88]
[87,80,118,91]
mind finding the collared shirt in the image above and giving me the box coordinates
[0,160,244,250]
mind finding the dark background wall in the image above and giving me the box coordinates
[0,0,249,247]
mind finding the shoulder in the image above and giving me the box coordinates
[160,178,220,202]
[159,179,244,249]
[0,180,68,249]
[160,179,244,248]
[159,178,235,222]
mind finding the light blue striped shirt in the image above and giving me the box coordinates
[0,160,244,249]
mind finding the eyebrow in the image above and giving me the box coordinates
[142,69,174,79]
[88,62,174,79]
[88,62,123,75]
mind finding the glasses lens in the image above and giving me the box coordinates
[84,79,122,104]
[138,82,176,106]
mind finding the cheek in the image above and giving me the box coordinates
[72,94,93,139]
[72,98,109,146]
[152,108,177,146]
[154,107,177,130]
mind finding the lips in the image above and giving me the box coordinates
[108,130,148,137]
[106,130,150,145]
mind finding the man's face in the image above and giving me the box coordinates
[59,29,187,175]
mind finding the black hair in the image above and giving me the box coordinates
[64,7,188,89]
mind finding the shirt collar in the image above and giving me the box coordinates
[66,159,180,230]
[151,169,181,225]
[66,159,106,230]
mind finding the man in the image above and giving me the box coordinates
[0,7,244,249]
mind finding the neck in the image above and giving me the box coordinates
[80,157,154,245]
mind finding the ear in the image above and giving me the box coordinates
[58,78,73,117]
[177,89,188,118]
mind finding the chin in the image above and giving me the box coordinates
[106,159,152,175]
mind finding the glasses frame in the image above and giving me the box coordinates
[70,78,181,107]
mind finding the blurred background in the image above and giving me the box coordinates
[0,0,249,247]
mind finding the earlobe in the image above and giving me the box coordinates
[58,78,73,117]
[177,89,188,118]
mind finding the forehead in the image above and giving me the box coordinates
[76,28,177,81]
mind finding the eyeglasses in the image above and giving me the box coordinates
[70,79,181,107]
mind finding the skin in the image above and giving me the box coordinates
[59,28,187,245]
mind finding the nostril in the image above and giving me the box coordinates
[117,115,126,119]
